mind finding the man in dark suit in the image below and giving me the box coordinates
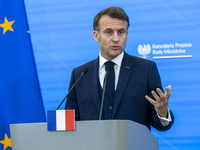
[65,7,174,131]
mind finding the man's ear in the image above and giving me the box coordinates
[126,30,128,41]
[93,30,100,42]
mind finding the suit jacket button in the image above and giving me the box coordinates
[109,106,112,110]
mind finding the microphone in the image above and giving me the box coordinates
[56,68,89,110]
[99,65,110,120]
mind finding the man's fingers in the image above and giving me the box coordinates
[155,88,166,101]
[145,95,156,105]
[146,85,172,105]
[165,85,171,98]
[151,90,160,100]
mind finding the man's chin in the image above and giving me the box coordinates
[109,50,123,58]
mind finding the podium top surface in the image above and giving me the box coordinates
[10,120,158,150]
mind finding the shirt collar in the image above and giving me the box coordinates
[99,51,124,68]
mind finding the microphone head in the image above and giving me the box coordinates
[83,68,89,74]
[105,65,110,71]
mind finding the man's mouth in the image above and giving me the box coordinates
[111,46,120,50]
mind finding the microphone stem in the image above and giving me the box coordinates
[99,71,108,120]
[56,72,84,110]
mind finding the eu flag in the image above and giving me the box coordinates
[0,0,46,150]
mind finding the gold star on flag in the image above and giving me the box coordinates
[0,17,15,34]
[0,133,12,150]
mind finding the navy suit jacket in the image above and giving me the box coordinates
[65,52,174,131]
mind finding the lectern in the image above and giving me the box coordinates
[10,120,158,150]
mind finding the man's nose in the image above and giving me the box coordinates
[112,32,119,42]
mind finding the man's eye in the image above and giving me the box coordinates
[119,31,125,34]
[106,31,112,34]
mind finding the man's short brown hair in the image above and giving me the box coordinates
[93,7,130,31]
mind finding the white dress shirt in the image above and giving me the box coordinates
[99,51,124,90]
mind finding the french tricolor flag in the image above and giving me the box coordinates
[47,110,75,131]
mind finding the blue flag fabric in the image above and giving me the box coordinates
[0,0,46,150]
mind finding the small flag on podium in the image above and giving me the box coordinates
[47,110,75,131]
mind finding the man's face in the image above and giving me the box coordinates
[93,15,128,60]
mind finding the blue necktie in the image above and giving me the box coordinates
[104,61,115,100]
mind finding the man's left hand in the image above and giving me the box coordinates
[145,85,171,117]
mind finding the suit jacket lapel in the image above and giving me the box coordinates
[89,57,101,113]
[112,53,133,118]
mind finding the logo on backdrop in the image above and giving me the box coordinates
[137,43,193,59]
[138,44,151,59]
